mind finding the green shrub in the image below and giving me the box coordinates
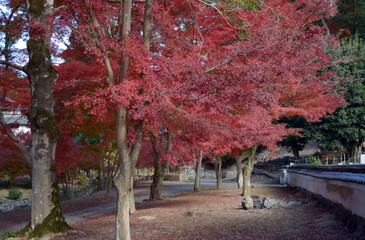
[305,156,322,165]
[79,175,88,187]
[1,230,15,239]
[8,189,23,200]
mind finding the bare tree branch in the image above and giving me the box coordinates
[189,1,205,55]
[53,6,66,13]
[321,17,331,38]
[85,2,115,86]
[196,0,234,28]
[0,60,26,73]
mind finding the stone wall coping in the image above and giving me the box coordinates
[288,164,365,173]
[286,167,365,185]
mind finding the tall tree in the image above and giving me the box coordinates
[305,36,365,160]
[0,0,70,237]
[59,0,344,238]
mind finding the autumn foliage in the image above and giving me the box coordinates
[0,0,346,238]
[53,0,343,158]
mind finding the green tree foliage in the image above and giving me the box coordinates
[305,156,322,165]
[328,0,365,35]
[305,36,365,157]
[276,116,309,159]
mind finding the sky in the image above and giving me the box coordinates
[0,3,67,66]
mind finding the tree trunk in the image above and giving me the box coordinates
[292,147,300,159]
[236,153,246,189]
[115,107,143,240]
[351,142,363,163]
[105,154,115,199]
[149,131,171,200]
[143,0,153,51]
[149,141,165,199]
[242,144,257,197]
[178,167,183,181]
[129,177,136,214]
[214,156,222,189]
[150,164,165,200]
[194,150,203,193]
[105,158,111,199]
[105,176,111,199]
[98,163,104,191]
[115,172,131,240]
[15,1,71,238]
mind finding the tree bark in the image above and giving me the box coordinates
[178,167,183,181]
[115,108,143,240]
[194,150,203,193]
[149,131,171,200]
[242,144,257,197]
[105,177,111,198]
[129,177,136,214]
[149,162,164,199]
[236,152,247,189]
[351,142,363,163]
[98,164,104,191]
[292,147,300,159]
[214,155,223,189]
[13,1,71,238]
[115,169,131,240]
[143,0,153,51]
[105,151,119,199]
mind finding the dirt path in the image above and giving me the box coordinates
[0,180,229,235]
[53,187,352,240]
[2,179,350,240]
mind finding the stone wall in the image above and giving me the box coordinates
[181,166,216,181]
[284,166,365,238]
[288,172,365,218]
[0,198,31,212]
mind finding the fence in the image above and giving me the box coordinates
[293,153,365,165]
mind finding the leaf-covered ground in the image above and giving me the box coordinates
[53,187,352,240]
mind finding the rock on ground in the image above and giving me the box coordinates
[262,196,280,209]
[283,199,302,210]
[251,195,262,209]
[242,196,254,210]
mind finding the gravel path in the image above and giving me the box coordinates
[1,178,353,240]
[0,179,238,235]
[54,187,353,240]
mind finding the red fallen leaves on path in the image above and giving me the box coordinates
[53,187,352,240]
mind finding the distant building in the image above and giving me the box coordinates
[2,110,30,134]
[1,98,30,134]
